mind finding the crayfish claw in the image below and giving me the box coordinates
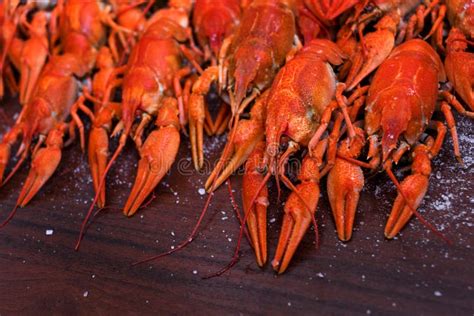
[17,129,64,207]
[384,173,429,239]
[272,181,319,274]
[242,141,268,267]
[327,157,364,241]
[88,127,109,208]
[0,144,10,184]
[123,98,180,216]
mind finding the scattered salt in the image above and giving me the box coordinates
[198,188,206,195]
[193,270,198,275]
[45,229,54,236]
[434,290,442,297]
[83,291,89,298]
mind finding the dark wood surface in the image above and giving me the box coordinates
[0,97,472,315]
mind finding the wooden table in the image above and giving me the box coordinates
[0,98,472,315]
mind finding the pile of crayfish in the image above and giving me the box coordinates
[0,0,472,275]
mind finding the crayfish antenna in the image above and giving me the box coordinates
[0,203,20,229]
[134,94,246,267]
[132,189,216,266]
[75,131,127,251]
[226,179,253,245]
[203,172,272,279]
[134,92,264,270]
[1,151,27,187]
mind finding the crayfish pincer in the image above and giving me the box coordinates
[332,39,464,241]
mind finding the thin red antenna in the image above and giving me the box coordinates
[0,203,20,229]
[132,108,245,264]
[202,172,272,279]
[140,190,157,210]
[226,179,252,245]
[132,191,215,266]
[75,139,126,251]
[1,152,27,187]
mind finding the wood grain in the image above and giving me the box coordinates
[0,97,472,315]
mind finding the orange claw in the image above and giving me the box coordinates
[88,127,109,209]
[87,102,121,208]
[204,90,267,192]
[0,144,9,184]
[16,126,64,207]
[444,28,474,113]
[345,13,399,91]
[385,143,431,239]
[327,129,365,241]
[272,152,322,274]
[242,141,268,267]
[123,98,180,217]
[188,66,218,170]
[0,126,21,183]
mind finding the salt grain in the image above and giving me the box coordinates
[434,290,442,297]
[198,188,206,195]
[83,291,89,298]
[45,229,54,236]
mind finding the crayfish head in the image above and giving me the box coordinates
[232,42,272,107]
[380,96,411,162]
[202,17,227,58]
